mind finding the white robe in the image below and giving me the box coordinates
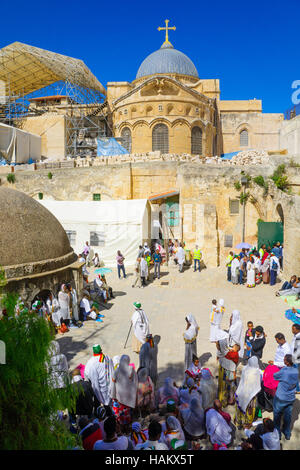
[235,356,261,413]
[210,305,225,342]
[246,261,255,286]
[177,247,186,265]
[58,291,70,320]
[84,355,113,406]
[140,258,148,278]
[131,308,150,344]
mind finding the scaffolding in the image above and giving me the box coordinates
[0,42,110,158]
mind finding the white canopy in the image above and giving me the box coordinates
[0,122,41,164]
[39,199,150,266]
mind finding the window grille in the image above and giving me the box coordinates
[90,231,105,247]
[224,234,233,247]
[158,104,163,111]
[240,129,248,146]
[121,127,132,153]
[191,126,203,154]
[66,230,76,245]
[152,124,169,153]
[229,199,239,214]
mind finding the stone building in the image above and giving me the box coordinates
[0,187,83,303]
[108,21,284,157]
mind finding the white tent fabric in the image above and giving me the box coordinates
[39,199,150,267]
[0,122,41,164]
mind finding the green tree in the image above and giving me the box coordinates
[0,282,78,449]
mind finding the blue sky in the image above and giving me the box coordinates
[1,0,299,113]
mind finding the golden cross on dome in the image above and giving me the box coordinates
[157,19,176,48]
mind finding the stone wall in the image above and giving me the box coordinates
[1,157,299,274]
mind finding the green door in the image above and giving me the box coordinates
[257,221,283,249]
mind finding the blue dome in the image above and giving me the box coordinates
[136,45,199,79]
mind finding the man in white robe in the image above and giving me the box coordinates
[131,302,150,354]
[84,344,114,407]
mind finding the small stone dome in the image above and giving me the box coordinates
[136,44,198,80]
[0,188,77,278]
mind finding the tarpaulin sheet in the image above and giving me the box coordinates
[97,137,128,156]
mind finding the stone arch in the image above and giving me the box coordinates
[191,126,203,155]
[120,126,132,152]
[132,119,150,131]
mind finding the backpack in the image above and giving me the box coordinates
[271,259,277,271]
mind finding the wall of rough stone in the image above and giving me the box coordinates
[1,157,299,274]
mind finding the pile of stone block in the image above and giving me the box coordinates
[230,149,269,165]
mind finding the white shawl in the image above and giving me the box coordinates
[235,356,261,413]
[228,310,244,358]
[217,337,236,372]
[184,314,199,341]
[199,369,217,410]
[206,408,232,445]
[84,354,114,406]
[113,355,138,409]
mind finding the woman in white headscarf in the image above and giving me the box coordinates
[112,355,138,409]
[234,356,262,429]
[228,310,244,358]
[58,284,71,325]
[183,314,199,371]
[199,369,217,410]
[180,397,205,440]
[206,408,232,446]
[164,416,185,449]
[156,377,179,407]
[216,334,239,407]
[47,340,69,389]
[210,299,226,343]
[112,355,138,429]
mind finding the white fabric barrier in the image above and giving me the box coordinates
[39,199,150,267]
[0,122,41,163]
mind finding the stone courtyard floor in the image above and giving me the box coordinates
[57,262,300,450]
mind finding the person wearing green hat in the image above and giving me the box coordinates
[84,344,114,408]
[131,302,150,354]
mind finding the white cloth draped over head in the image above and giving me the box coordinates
[216,336,236,372]
[157,377,179,405]
[112,355,138,409]
[205,408,232,445]
[180,397,205,437]
[261,429,281,450]
[184,314,199,341]
[165,416,185,443]
[235,356,261,413]
[229,310,244,358]
[84,353,114,406]
[179,380,203,408]
[131,308,150,344]
[199,369,217,410]
[137,367,148,383]
[47,340,69,389]
[58,288,70,321]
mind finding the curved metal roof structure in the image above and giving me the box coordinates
[136,44,199,80]
[0,41,106,97]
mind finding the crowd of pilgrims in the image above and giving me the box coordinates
[226,242,287,288]
[43,299,300,451]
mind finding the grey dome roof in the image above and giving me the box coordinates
[136,45,198,79]
[0,187,77,278]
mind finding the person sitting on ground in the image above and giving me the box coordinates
[93,275,107,303]
[135,420,168,450]
[156,377,180,408]
[247,418,280,450]
[180,396,205,441]
[79,291,103,322]
[79,416,103,451]
[199,369,217,410]
[276,276,300,298]
[100,275,114,299]
[93,415,133,450]
[209,399,231,425]
[179,378,202,410]
[130,422,148,448]
[185,354,202,384]
[237,433,263,450]
[278,275,297,292]
[163,416,185,449]
[205,406,233,448]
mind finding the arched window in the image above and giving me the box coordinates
[121,127,131,153]
[152,123,169,153]
[191,126,203,154]
[240,129,248,147]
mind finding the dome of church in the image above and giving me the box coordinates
[136,44,199,79]
[0,188,77,277]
